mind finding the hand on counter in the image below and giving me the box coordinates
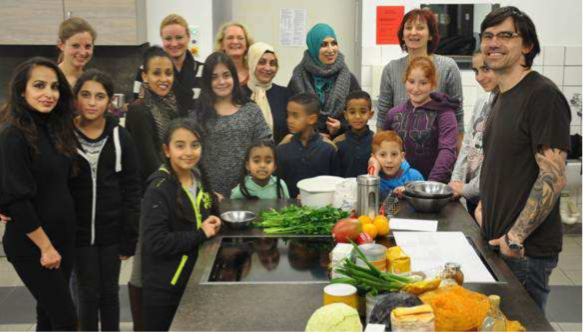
[202,215,222,238]
[475,202,483,227]
[489,235,525,259]
[448,181,464,199]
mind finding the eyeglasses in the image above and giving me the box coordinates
[481,31,521,42]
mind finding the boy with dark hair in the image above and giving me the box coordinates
[333,91,375,177]
[277,93,339,198]
[478,6,570,312]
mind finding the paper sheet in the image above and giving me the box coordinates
[280,9,306,47]
[393,232,496,283]
[390,218,438,232]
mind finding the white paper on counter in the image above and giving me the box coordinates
[393,232,496,283]
[389,218,438,232]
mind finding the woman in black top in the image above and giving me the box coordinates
[132,14,203,117]
[0,57,79,331]
[243,42,291,144]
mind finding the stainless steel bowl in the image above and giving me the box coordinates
[220,211,257,230]
[405,181,453,199]
[403,194,451,213]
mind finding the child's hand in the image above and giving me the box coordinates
[326,117,341,136]
[367,155,381,176]
[393,186,406,198]
[201,215,222,238]
[448,181,463,199]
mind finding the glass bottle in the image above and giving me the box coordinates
[481,295,507,332]
[440,262,464,286]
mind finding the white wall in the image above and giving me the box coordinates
[146,0,214,61]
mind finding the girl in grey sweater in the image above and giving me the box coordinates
[191,52,272,197]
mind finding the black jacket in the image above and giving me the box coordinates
[69,115,141,256]
[141,168,216,305]
[333,127,374,178]
[276,131,340,198]
[125,101,170,189]
[0,113,76,261]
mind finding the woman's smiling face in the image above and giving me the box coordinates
[319,37,338,65]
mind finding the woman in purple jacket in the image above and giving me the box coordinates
[383,57,458,183]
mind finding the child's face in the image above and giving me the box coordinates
[472,54,498,92]
[212,63,235,99]
[373,141,405,177]
[142,56,174,97]
[76,80,109,122]
[246,146,276,183]
[405,68,435,107]
[286,101,316,134]
[163,128,202,175]
[343,98,373,131]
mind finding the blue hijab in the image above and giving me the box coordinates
[306,23,337,105]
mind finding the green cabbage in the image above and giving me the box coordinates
[305,303,363,332]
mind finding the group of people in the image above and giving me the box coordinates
[0,4,571,332]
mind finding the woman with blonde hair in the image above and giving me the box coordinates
[214,21,255,86]
[132,13,204,116]
[57,17,97,87]
[243,42,291,143]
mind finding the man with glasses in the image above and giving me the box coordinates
[476,6,571,312]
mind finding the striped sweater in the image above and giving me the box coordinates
[376,55,464,132]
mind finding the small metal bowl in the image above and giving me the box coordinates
[405,181,453,199]
[220,211,257,230]
[403,194,451,213]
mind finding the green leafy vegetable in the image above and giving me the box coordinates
[254,205,350,235]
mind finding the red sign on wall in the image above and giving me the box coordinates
[376,6,405,45]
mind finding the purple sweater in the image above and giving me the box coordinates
[383,92,458,182]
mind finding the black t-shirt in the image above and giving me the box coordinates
[480,71,571,257]
[133,52,203,117]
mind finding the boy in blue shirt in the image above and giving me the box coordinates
[368,131,424,200]
[333,91,375,177]
[277,93,340,198]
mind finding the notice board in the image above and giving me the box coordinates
[376,6,404,45]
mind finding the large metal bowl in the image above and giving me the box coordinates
[405,181,453,199]
[220,211,257,230]
[403,194,451,213]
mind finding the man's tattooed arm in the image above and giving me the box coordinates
[508,146,567,243]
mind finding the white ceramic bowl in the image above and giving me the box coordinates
[297,176,345,208]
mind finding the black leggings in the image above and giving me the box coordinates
[74,244,122,331]
[10,245,77,331]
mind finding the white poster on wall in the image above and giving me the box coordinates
[280,9,307,47]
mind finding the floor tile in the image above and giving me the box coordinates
[550,268,574,286]
[564,270,583,285]
[0,324,33,332]
[564,235,582,247]
[551,321,563,332]
[561,242,582,255]
[0,288,35,324]
[558,253,583,271]
[546,286,582,323]
[558,322,583,332]
[120,321,134,332]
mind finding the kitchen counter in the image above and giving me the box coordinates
[171,199,554,331]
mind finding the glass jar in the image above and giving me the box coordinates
[442,262,464,285]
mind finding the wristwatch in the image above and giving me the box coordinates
[505,233,524,251]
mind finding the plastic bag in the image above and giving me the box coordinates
[368,292,423,331]
[333,178,357,211]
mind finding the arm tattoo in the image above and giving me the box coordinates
[510,147,567,242]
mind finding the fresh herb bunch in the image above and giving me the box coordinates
[331,241,414,296]
[255,205,350,235]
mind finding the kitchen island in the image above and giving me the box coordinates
[170,199,554,331]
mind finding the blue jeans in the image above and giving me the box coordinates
[501,253,559,313]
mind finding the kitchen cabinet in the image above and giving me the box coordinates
[0,0,64,45]
[0,0,147,46]
[63,0,147,46]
